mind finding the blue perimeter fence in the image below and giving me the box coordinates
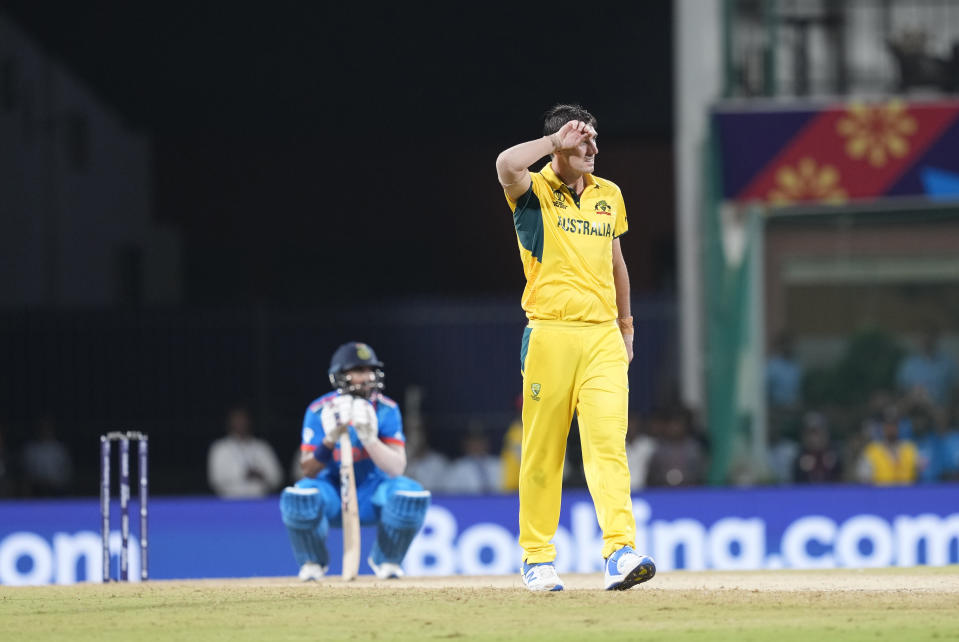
[1,484,958,585]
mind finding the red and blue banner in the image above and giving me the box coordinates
[714,99,959,206]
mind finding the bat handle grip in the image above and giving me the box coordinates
[338,433,354,466]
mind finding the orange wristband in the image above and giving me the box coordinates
[617,316,633,334]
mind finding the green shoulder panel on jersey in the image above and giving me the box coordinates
[512,185,544,262]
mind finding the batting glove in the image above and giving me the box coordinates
[350,397,379,445]
[319,395,353,442]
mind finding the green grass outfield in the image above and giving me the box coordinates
[3,567,959,641]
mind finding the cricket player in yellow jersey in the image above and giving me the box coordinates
[495,104,656,591]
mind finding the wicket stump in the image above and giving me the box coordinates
[100,430,149,582]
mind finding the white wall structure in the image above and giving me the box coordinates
[674,0,724,410]
[0,14,180,306]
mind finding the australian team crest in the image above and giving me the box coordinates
[594,199,612,216]
[551,189,568,209]
[530,382,542,401]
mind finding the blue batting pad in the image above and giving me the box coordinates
[280,486,330,567]
[371,478,431,565]
[280,486,324,528]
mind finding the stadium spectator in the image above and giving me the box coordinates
[625,413,656,491]
[766,331,804,445]
[793,411,842,484]
[207,405,284,498]
[404,422,450,493]
[940,402,959,481]
[896,326,957,411]
[856,404,919,485]
[766,416,800,485]
[647,405,705,487]
[913,398,959,482]
[766,331,803,409]
[395,384,448,493]
[445,422,502,494]
[20,415,72,497]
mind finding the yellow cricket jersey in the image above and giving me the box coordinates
[862,441,918,485]
[506,163,628,322]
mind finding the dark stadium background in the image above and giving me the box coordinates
[0,1,676,493]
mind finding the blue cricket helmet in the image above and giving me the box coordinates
[328,341,385,397]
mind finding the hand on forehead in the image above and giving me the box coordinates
[565,119,597,138]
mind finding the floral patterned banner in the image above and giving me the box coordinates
[713,100,959,206]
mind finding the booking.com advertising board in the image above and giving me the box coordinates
[1,485,958,585]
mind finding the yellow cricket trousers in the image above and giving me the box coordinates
[518,319,634,562]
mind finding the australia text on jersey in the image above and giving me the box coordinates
[557,217,613,237]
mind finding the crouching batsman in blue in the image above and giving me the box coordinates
[280,341,431,581]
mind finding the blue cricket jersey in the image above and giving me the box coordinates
[301,391,405,486]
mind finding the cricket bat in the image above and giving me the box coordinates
[338,432,361,580]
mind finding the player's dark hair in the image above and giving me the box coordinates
[543,103,597,136]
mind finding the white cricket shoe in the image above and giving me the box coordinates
[603,546,655,590]
[368,556,405,579]
[298,562,328,581]
[521,561,565,591]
